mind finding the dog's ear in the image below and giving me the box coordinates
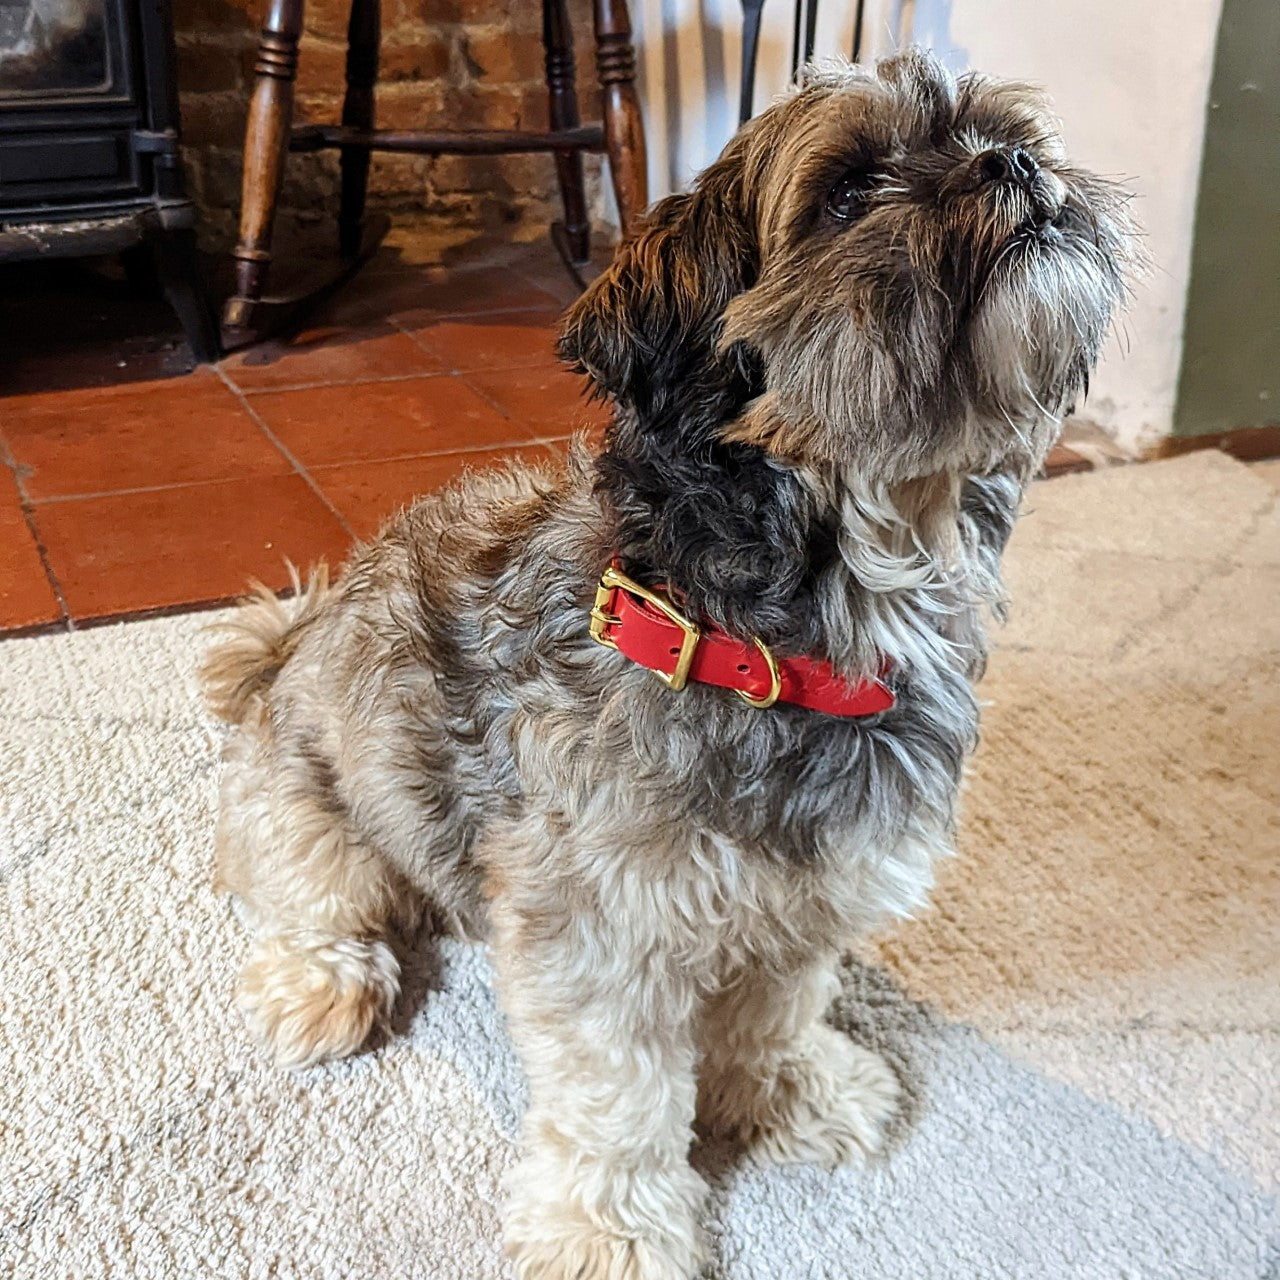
[558,147,759,408]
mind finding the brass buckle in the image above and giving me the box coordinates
[736,637,783,709]
[589,564,701,691]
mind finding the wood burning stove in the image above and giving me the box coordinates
[0,0,219,361]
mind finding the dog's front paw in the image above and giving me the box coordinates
[238,931,399,1069]
[504,1156,705,1280]
[706,1025,899,1167]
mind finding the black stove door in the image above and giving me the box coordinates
[0,0,143,213]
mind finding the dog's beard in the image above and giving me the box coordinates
[559,50,1139,646]
[705,63,1138,489]
[722,179,1135,486]
[561,55,1138,488]
[962,188,1134,465]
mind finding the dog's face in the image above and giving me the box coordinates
[563,50,1137,484]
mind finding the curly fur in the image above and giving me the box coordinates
[201,564,331,726]
[202,51,1135,1280]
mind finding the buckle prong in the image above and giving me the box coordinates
[589,565,701,691]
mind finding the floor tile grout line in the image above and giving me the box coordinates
[231,369,452,396]
[526,438,573,464]
[444,364,546,430]
[507,261,581,309]
[404,279,566,318]
[29,472,295,505]
[303,436,561,471]
[0,366,220,414]
[18,436,566,506]
[0,617,73,642]
[418,301,563,321]
[226,349,565,396]
[312,304,564,347]
[23,591,252,636]
[343,264,563,304]
[0,432,74,632]
[402,293,565,318]
[0,445,573,641]
[388,314,562,380]
[212,365,358,544]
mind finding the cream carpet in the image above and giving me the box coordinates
[2,451,1277,1279]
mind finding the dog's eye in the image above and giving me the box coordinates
[826,168,874,222]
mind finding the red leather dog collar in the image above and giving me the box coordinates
[588,563,895,717]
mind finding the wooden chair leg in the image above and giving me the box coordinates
[593,0,648,237]
[223,0,305,331]
[543,0,590,264]
[339,0,380,259]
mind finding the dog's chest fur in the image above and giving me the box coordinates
[283,447,1017,962]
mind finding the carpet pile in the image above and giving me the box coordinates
[2,452,1276,1278]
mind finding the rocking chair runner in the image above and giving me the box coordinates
[222,0,649,340]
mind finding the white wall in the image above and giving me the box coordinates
[623,0,1222,452]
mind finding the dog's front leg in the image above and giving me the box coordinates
[489,882,706,1280]
[697,954,899,1167]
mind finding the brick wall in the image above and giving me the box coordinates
[172,0,604,248]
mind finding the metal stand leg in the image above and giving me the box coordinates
[339,0,380,259]
[739,0,766,124]
[790,0,818,77]
[156,229,221,364]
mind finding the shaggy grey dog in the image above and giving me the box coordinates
[203,50,1135,1280]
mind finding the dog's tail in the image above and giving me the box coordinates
[201,563,332,726]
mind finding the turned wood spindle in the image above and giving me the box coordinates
[223,0,650,338]
[593,0,648,237]
[224,0,304,329]
[543,0,591,264]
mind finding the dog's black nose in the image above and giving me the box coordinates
[978,147,1039,187]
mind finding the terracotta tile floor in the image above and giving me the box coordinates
[0,237,1100,639]
[0,243,606,636]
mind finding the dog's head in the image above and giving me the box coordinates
[561,50,1137,484]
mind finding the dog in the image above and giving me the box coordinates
[202,50,1135,1280]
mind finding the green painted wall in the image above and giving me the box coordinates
[1173,0,1280,437]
